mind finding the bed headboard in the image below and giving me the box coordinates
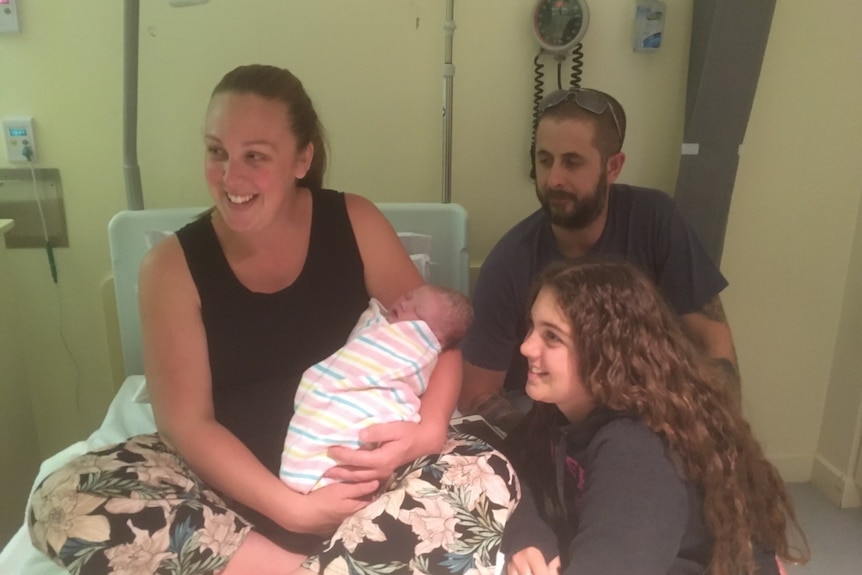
[108,202,469,377]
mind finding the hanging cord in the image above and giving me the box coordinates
[55,270,84,434]
[531,52,546,143]
[569,43,585,89]
[23,146,83,433]
[530,51,547,180]
[22,146,57,283]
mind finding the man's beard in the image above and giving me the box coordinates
[537,168,608,230]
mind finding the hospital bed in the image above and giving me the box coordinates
[0,202,473,574]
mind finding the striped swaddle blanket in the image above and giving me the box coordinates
[280,299,441,493]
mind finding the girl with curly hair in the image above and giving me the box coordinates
[501,259,808,575]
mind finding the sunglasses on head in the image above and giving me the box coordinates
[538,88,622,142]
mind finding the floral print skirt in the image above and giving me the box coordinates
[28,433,518,575]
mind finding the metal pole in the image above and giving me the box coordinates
[123,0,144,210]
[442,0,455,203]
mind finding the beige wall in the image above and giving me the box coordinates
[812,186,862,507]
[721,0,862,483]
[0,231,41,546]
[1,1,127,466]
[0,0,860,538]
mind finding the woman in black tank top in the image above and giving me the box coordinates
[28,64,518,575]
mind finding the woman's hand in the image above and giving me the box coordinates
[287,480,380,535]
[507,548,560,575]
[324,421,421,483]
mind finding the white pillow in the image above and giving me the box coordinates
[398,232,433,280]
[398,232,432,256]
[144,229,174,249]
[410,253,432,280]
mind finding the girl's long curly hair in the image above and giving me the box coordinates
[507,259,808,575]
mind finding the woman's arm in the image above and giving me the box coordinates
[326,195,459,478]
[139,236,377,535]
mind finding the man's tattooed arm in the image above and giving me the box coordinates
[684,296,741,395]
[699,295,729,323]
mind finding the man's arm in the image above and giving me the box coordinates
[459,361,525,433]
[679,295,740,394]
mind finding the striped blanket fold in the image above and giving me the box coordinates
[280,299,441,493]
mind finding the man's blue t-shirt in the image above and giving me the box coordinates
[462,184,728,392]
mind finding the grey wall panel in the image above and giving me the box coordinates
[675,0,776,264]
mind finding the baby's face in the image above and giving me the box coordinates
[386,286,444,326]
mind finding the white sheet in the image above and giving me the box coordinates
[0,376,155,574]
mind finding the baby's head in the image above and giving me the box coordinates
[386,285,473,349]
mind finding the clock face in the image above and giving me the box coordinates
[533,0,589,53]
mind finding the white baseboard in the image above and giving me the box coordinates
[844,478,862,508]
[767,454,813,483]
[811,454,861,508]
[811,455,846,506]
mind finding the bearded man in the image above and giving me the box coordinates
[458,89,739,432]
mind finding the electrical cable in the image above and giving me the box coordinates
[569,43,585,89]
[529,44,587,179]
[23,145,57,283]
[55,276,84,434]
[530,51,547,180]
[531,52,546,142]
[23,146,83,433]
